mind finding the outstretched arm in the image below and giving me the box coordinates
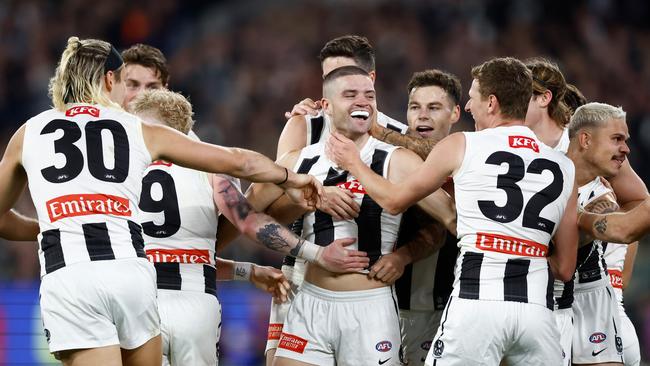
[369,122,442,160]
[578,197,650,243]
[0,210,39,241]
[211,174,369,273]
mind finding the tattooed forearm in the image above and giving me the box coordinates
[256,223,291,252]
[594,218,608,234]
[218,179,252,220]
[585,198,619,215]
[371,124,439,160]
[289,238,305,257]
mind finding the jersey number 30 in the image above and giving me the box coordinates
[478,151,563,235]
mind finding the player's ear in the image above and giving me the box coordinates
[321,98,332,116]
[578,130,591,149]
[487,94,498,114]
[368,70,377,83]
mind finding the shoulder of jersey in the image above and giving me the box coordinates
[377,111,409,135]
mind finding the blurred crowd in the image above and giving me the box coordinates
[0,0,649,360]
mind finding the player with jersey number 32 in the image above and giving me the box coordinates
[0,36,367,366]
[327,57,579,366]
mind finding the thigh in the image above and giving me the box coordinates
[504,304,562,366]
[159,290,220,366]
[424,298,508,366]
[553,308,573,366]
[336,293,402,366]
[400,310,442,366]
[619,313,640,366]
[266,263,306,355]
[59,345,122,366]
[572,287,624,364]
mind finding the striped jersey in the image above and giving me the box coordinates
[305,111,408,146]
[138,135,239,295]
[296,137,402,270]
[395,208,458,311]
[603,242,626,312]
[451,126,575,308]
[22,104,152,277]
[573,178,611,289]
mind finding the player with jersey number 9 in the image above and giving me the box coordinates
[0,36,346,366]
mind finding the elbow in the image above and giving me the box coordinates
[231,148,254,178]
[385,201,407,216]
[556,268,574,283]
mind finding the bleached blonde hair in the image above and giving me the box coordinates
[48,36,122,111]
[128,89,195,134]
[568,102,626,139]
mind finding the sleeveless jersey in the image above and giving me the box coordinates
[452,125,575,308]
[305,111,408,146]
[554,128,570,154]
[296,137,402,270]
[22,104,152,277]
[603,242,626,312]
[139,158,229,295]
[573,178,611,289]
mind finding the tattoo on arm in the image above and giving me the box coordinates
[372,125,439,160]
[289,238,305,257]
[585,198,619,214]
[217,179,252,220]
[256,223,291,252]
[594,218,608,234]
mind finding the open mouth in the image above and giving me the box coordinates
[350,110,369,120]
[416,126,434,133]
[612,155,626,166]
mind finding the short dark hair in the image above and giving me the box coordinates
[471,57,532,120]
[318,35,375,72]
[121,44,169,85]
[563,83,587,114]
[407,69,462,106]
[322,65,371,96]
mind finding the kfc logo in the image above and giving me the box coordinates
[608,269,623,289]
[337,179,366,194]
[65,105,100,118]
[509,136,539,153]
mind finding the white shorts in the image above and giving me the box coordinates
[265,261,305,354]
[553,307,573,366]
[400,309,442,366]
[425,297,561,366]
[39,258,160,353]
[618,309,640,366]
[158,289,221,366]
[275,282,402,366]
[572,281,624,364]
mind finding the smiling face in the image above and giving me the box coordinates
[407,85,459,141]
[323,73,376,139]
[122,64,165,107]
[583,118,630,178]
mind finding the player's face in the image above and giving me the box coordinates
[325,74,376,138]
[109,68,127,106]
[464,79,489,131]
[123,64,165,107]
[585,118,630,178]
[407,85,458,141]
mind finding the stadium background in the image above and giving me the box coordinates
[0,0,649,364]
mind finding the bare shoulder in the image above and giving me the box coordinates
[4,124,27,165]
[277,115,309,159]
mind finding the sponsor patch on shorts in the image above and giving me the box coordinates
[267,323,283,340]
[589,332,606,344]
[375,340,392,352]
[278,332,308,354]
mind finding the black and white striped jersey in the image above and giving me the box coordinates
[22,104,152,277]
[451,126,575,309]
[394,206,458,311]
[138,156,232,296]
[573,177,611,288]
[305,111,408,146]
[296,137,402,270]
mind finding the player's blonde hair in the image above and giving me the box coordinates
[568,102,626,139]
[129,89,195,134]
[48,37,122,111]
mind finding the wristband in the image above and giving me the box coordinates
[297,239,321,263]
[233,262,253,281]
[277,167,289,185]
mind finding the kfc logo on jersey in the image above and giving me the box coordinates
[150,160,172,167]
[509,136,539,153]
[47,194,131,222]
[146,249,211,264]
[608,269,623,289]
[375,341,392,352]
[267,323,283,340]
[65,105,100,118]
[337,179,366,194]
[476,232,547,258]
[589,332,607,344]
[278,333,308,354]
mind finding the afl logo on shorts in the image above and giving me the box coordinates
[589,332,607,344]
[420,340,432,351]
[375,341,392,352]
[433,340,444,357]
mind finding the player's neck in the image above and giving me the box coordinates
[492,117,524,129]
[528,115,564,148]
